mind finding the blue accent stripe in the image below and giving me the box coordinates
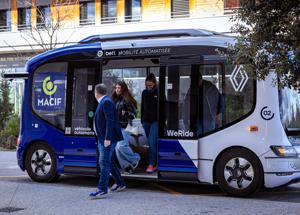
[158,166,198,173]
[64,162,96,168]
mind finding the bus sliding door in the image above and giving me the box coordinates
[158,61,200,180]
[64,61,101,174]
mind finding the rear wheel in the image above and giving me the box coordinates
[215,148,263,197]
[25,143,58,182]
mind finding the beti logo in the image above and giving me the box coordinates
[97,50,104,58]
[42,76,57,96]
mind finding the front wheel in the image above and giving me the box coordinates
[215,148,263,197]
[25,143,58,182]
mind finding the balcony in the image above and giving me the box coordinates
[79,18,95,26]
[0,25,10,32]
[125,14,142,23]
[18,24,31,31]
[101,16,117,24]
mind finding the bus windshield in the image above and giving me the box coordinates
[279,88,300,140]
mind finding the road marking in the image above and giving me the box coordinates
[194,193,225,197]
[184,190,300,197]
[257,190,300,195]
[148,182,300,197]
[0,176,28,179]
[5,165,20,169]
[149,183,182,196]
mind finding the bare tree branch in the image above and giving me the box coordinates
[5,0,79,55]
[3,40,23,59]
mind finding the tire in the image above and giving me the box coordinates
[50,173,61,182]
[215,148,263,197]
[25,143,58,182]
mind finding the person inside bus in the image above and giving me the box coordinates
[112,81,141,174]
[141,73,158,173]
[184,76,223,136]
[197,76,223,135]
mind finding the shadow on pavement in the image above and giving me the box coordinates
[2,174,300,203]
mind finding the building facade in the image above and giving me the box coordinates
[0,0,240,112]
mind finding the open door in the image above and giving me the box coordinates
[64,60,101,175]
[158,57,200,180]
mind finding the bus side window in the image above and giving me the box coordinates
[102,65,159,145]
[197,64,255,137]
[162,64,198,139]
[32,63,67,130]
[198,65,223,136]
[70,67,99,136]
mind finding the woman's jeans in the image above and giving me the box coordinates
[143,121,158,166]
[97,141,124,192]
[115,129,140,170]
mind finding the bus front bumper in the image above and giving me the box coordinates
[16,145,26,171]
[264,157,300,188]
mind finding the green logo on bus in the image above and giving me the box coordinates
[42,76,57,96]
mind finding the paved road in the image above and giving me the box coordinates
[0,151,300,215]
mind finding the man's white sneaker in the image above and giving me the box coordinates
[110,184,126,192]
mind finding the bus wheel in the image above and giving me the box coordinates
[25,143,57,182]
[215,148,263,197]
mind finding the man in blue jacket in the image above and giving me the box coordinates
[89,84,126,199]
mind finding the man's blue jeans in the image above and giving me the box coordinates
[97,141,124,192]
[143,122,158,166]
[115,129,140,170]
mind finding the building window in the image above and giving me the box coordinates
[224,0,240,13]
[0,10,10,32]
[80,0,95,26]
[125,0,142,22]
[18,7,31,30]
[0,1,10,32]
[37,6,51,28]
[36,1,51,28]
[171,0,189,18]
[53,0,77,6]
[101,0,117,24]
[17,1,32,30]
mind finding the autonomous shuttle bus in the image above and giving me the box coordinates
[9,29,300,196]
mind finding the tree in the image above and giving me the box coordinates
[2,0,80,115]
[21,0,78,53]
[0,77,13,131]
[230,0,300,89]
[5,0,79,54]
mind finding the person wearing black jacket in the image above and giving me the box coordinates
[141,73,158,173]
[112,81,140,174]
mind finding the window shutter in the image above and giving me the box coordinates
[36,0,51,6]
[171,0,189,18]
[17,0,31,8]
[0,0,10,10]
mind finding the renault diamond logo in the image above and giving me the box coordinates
[229,65,249,92]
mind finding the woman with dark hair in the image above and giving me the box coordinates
[141,73,158,173]
[112,81,140,173]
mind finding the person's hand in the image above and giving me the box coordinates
[121,110,126,116]
[104,140,111,148]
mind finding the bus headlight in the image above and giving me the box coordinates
[270,146,298,157]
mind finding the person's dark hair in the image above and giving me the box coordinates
[145,73,157,85]
[95,83,107,95]
[112,80,137,109]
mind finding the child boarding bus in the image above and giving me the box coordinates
[6,29,300,197]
